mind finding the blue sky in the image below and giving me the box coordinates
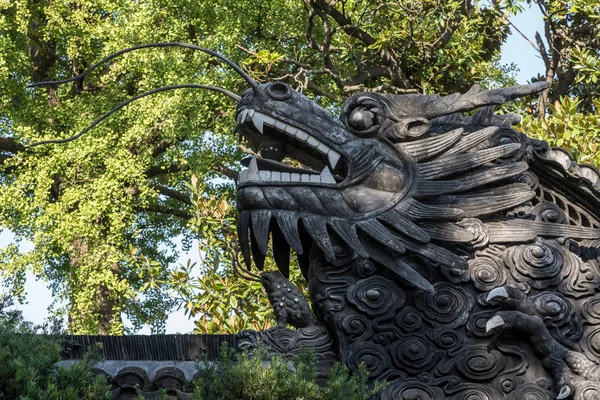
[1,4,546,334]
[500,4,545,83]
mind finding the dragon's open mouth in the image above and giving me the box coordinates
[236,109,348,185]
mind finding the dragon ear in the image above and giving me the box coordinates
[382,116,431,142]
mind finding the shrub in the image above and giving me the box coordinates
[192,344,386,400]
[0,297,111,400]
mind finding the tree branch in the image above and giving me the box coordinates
[134,205,193,220]
[144,164,190,178]
[151,184,192,205]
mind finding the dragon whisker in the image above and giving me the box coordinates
[28,84,240,147]
[27,42,258,90]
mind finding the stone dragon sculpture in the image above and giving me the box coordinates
[30,43,600,399]
[233,80,600,399]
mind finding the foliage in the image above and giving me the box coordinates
[192,343,386,400]
[514,1,600,167]
[0,297,111,399]
[519,96,600,166]
[0,0,523,334]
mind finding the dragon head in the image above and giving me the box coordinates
[234,81,553,291]
[26,43,599,294]
[236,83,414,227]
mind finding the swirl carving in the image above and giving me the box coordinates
[504,239,568,289]
[507,383,552,400]
[341,342,391,379]
[530,292,573,327]
[441,264,470,283]
[558,254,599,298]
[491,128,528,160]
[499,377,518,394]
[467,254,507,292]
[575,381,600,400]
[415,282,474,328]
[511,171,539,190]
[347,276,405,316]
[532,203,567,224]
[395,307,423,333]
[390,336,441,373]
[456,345,506,381]
[458,218,490,249]
[583,297,600,324]
[337,312,373,343]
[352,258,378,278]
[427,328,464,355]
[467,311,504,338]
[448,385,498,400]
[373,330,399,346]
[581,326,600,363]
[381,379,444,400]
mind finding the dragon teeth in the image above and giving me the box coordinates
[320,167,336,184]
[317,142,330,154]
[237,109,248,123]
[284,125,298,136]
[251,113,265,134]
[306,136,320,147]
[238,168,336,184]
[248,157,260,180]
[295,130,309,142]
[328,150,340,170]
[240,109,343,177]
[260,170,271,180]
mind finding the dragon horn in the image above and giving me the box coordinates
[421,81,550,119]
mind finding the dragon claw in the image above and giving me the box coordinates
[486,315,505,332]
[556,385,571,400]
[486,286,509,302]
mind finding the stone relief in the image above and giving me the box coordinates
[233,76,600,399]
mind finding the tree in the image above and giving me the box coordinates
[0,0,561,334]
[514,1,600,166]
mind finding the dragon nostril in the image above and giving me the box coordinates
[267,82,291,100]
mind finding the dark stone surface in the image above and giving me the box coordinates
[234,79,600,399]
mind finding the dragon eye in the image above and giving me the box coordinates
[267,82,292,100]
[346,105,381,136]
[348,107,375,131]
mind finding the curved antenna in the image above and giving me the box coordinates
[28,84,240,147]
[228,240,262,282]
[27,42,259,90]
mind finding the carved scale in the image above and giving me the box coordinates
[234,80,600,400]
